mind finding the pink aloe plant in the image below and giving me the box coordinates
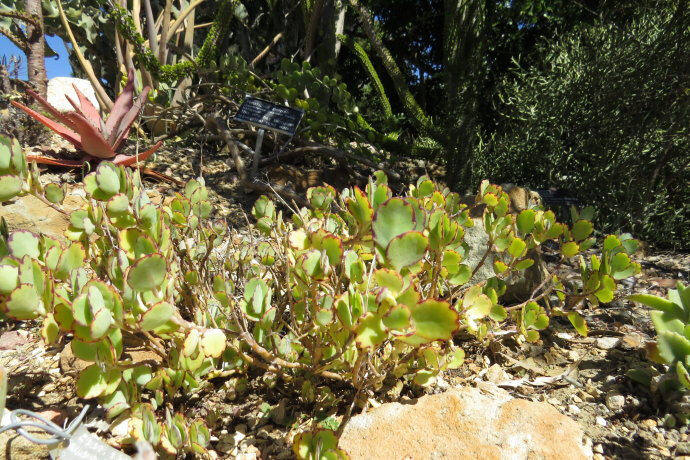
[10,69,162,167]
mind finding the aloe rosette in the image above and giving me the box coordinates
[11,69,162,167]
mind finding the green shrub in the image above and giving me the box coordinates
[0,134,640,455]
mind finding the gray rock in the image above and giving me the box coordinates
[47,77,100,113]
[463,218,545,302]
[339,386,592,460]
[605,391,625,412]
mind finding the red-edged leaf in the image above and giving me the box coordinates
[26,155,87,167]
[111,87,150,152]
[113,141,163,166]
[63,112,116,159]
[105,68,135,144]
[72,84,102,127]
[23,89,78,129]
[10,100,83,149]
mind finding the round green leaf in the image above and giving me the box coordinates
[0,264,19,294]
[56,243,86,280]
[140,301,174,331]
[382,304,411,330]
[355,313,386,349]
[200,329,226,358]
[90,308,113,339]
[119,228,157,260]
[0,175,22,201]
[572,220,594,241]
[5,284,44,320]
[516,209,536,234]
[95,163,121,195]
[106,193,130,215]
[43,183,64,204]
[603,235,621,252]
[372,198,416,249]
[411,299,458,341]
[508,237,527,259]
[561,241,579,258]
[386,231,428,271]
[76,364,106,399]
[127,254,167,291]
[8,230,40,259]
[374,269,404,294]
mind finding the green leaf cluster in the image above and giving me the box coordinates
[0,134,637,453]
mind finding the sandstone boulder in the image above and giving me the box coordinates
[0,191,84,242]
[339,386,592,460]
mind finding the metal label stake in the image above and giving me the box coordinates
[251,128,266,179]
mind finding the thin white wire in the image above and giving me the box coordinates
[0,405,90,445]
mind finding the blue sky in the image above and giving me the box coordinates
[0,34,73,79]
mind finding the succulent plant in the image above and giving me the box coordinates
[0,133,636,455]
[293,429,350,460]
[10,69,162,167]
[630,282,690,390]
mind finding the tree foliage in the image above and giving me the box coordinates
[474,0,689,249]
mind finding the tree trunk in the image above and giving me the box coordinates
[25,0,47,97]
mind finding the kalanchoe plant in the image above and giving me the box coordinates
[630,282,690,392]
[10,69,162,168]
[0,133,640,455]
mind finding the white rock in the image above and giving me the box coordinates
[595,416,608,427]
[568,404,581,415]
[595,337,620,350]
[47,77,100,113]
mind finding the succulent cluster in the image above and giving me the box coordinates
[630,283,690,392]
[0,134,641,456]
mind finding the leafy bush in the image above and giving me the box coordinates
[0,133,640,455]
[473,1,689,249]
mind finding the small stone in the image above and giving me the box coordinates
[595,416,607,427]
[624,420,637,431]
[547,398,560,406]
[605,391,625,411]
[571,394,583,404]
[667,431,681,443]
[485,364,510,384]
[677,442,690,455]
[593,454,605,460]
[593,444,604,453]
[596,337,621,350]
[658,447,671,457]
[576,389,596,402]
[621,333,643,349]
[568,404,581,415]
[641,419,657,429]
